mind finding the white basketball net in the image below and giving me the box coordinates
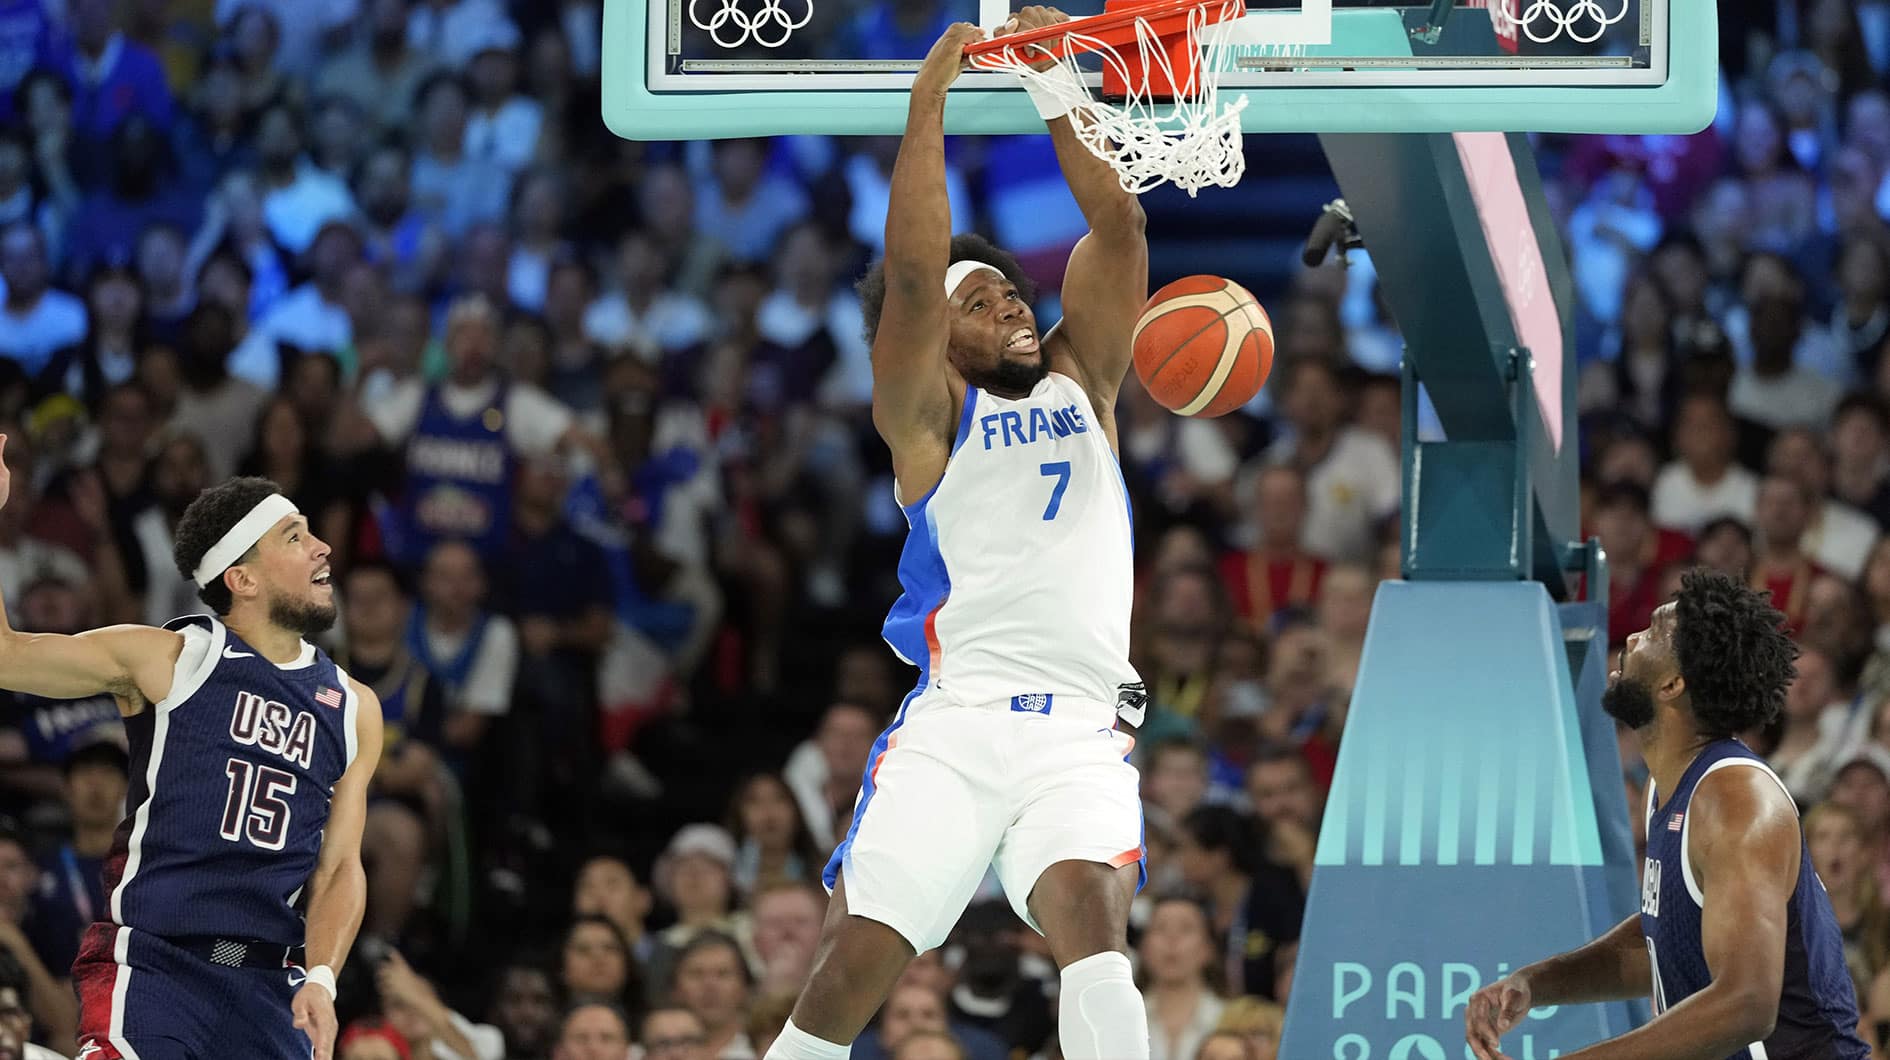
[967,4,1248,197]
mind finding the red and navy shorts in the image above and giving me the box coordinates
[73,923,314,1059]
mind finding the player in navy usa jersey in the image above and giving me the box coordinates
[0,448,384,1060]
[1467,570,1866,1060]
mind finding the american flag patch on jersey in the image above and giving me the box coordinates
[315,686,343,709]
[1668,812,1684,832]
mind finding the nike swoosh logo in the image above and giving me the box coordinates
[223,648,254,659]
[287,970,307,987]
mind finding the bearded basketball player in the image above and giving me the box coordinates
[0,447,382,1060]
[1468,570,1866,1060]
[764,11,1155,1060]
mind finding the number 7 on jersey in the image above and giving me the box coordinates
[1039,461,1072,520]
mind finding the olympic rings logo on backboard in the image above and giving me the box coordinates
[1487,0,1631,45]
[689,0,812,49]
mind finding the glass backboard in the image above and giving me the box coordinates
[602,0,1716,139]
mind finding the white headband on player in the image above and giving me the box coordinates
[192,493,300,588]
[944,260,1003,300]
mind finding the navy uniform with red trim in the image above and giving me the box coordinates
[71,614,361,1059]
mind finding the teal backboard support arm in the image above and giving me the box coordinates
[1320,132,1581,593]
[1277,134,1643,1052]
[1396,346,1540,581]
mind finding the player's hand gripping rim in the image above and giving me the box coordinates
[1000,5,1073,72]
[1464,972,1531,1060]
[293,979,339,1060]
[915,22,986,99]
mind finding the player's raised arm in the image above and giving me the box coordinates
[1009,6,1148,405]
[1546,768,1795,1060]
[292,677,385,1060]
[0,435,181,707]
[869,23,983,452]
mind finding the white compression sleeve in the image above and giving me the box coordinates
[764,1018,851,1059]
[1059,950,1150,1060]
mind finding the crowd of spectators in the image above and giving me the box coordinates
[0,0,1886,1057]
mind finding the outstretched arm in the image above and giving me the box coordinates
[0,621,182,706]
[1011,7,1148,408]
[0,435,181,709]
[1558,768,1793,1060]
[870,23,985,466]
[292,679,385,1060]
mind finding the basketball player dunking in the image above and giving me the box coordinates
[0,446,383,1060]
[1467,570,1867,1060]
[764,12,1155,1060]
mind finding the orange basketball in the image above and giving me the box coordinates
[1131,275,1274,418]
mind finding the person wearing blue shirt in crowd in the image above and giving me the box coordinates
[24,736,124,987]
[0,221,85,375]
[0,0,51,120]
[62,117,202,285]
[48,0,173,159]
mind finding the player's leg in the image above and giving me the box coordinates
[769,875,915,1056]
[1028,861,1140,965]
[769,710,1007,1059]
[994,719,1150,1060]
[1028,861,1148,1060]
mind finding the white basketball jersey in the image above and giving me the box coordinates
[883,372,1142,714]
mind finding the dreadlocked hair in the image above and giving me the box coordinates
[172,476,284,615]
[1671,567,1800,737]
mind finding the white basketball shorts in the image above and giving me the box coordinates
[820,693,1145,953]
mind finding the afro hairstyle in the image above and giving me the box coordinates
[1670,567,1800,737]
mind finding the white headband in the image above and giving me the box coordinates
[944,260,1002,299]
[193,494,300,588]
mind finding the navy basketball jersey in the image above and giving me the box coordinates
[1640,739,1867,1059]
[397,382,514,563]
[103,616,360,947]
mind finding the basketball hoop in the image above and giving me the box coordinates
[963,0,1248,196]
